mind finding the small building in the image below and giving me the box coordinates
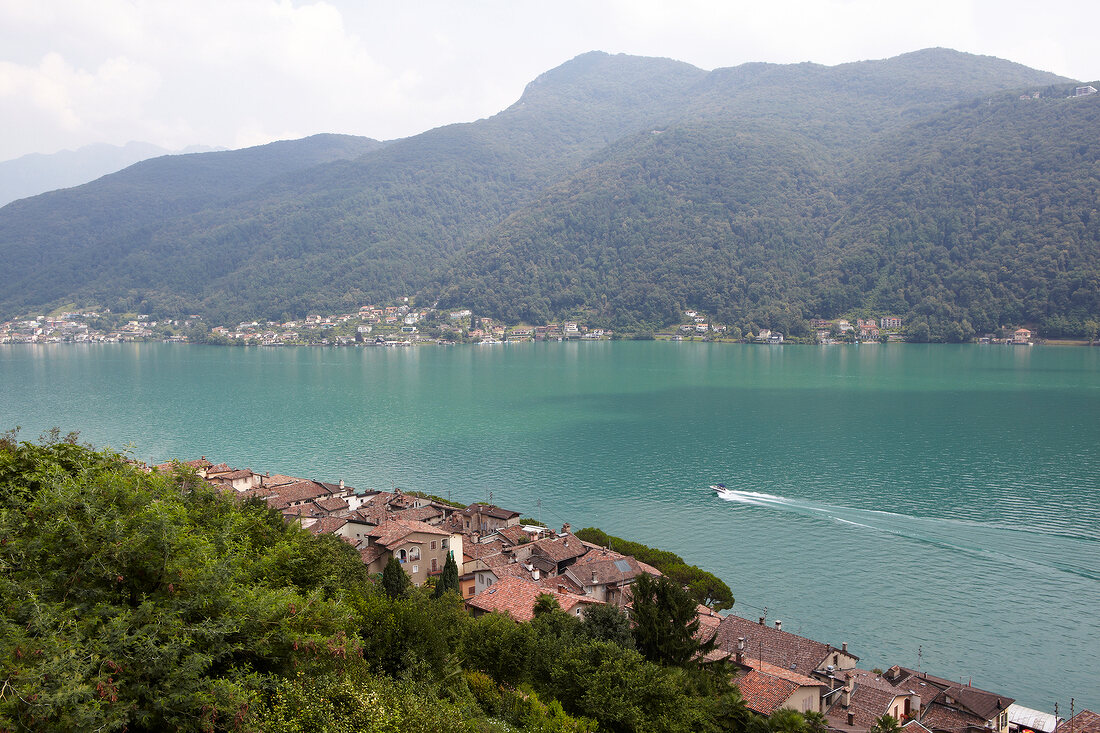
[736,660,827,716]
[360,519,463,586]
[1074,85,1097,97]
[1013,328,1032,344]
[465,575,601,622]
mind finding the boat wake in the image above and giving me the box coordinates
[715,488,1100,583]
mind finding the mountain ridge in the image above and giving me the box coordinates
[0,48,1093,336]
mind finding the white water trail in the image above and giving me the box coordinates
[714,488,1100,583]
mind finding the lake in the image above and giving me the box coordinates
[2,340,1098,710]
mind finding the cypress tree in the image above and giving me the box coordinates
[433,551,459,597]
[382,556,410,599]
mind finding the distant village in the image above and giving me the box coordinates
[141,455,1092,733]
[1,302,1041,346]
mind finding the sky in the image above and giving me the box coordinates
[1,0,1097,162]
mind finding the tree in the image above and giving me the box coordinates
[871,715,902,733]
[534,593,562,617]
[580,603,634,648]
[433,552,460,598]
[629,574,715,666]
[382,556,410,599]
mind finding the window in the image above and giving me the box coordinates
[430,540,437,550]
[412,565,418,574]
[409,547,421,561]
[467,586,474,596]
[431,558,438,572]
[442,539,448,548]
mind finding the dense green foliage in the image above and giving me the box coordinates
[576,527,734,611]
[629,574,716,666]
[0,433,754,732]
[2,50,1094,334]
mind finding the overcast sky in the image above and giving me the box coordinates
[1,0,1097,162]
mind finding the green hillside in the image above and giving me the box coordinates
[0,49,1092,334]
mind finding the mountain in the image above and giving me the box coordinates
[0,141,222,207]
[1,49,1093,336]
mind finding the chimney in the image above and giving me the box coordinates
[737,636,746,652]
[759,616,766,625]
[339,479,344,489]
[843,684,852,707]
[561,522,571,534]
[532,568,540,581]
[591,570,598,584]
[775,620,782,631]
[847,711,854,726]
[842,642,848,653]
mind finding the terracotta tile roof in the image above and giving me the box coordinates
[530,533,588,565]
[921,703,991,733]
[465,576,600,622]
[567,550,649,586]
[536,574,585,595]
[367,519,451,548]
[360,545,387,565]
[712,614,856,676]
[495,524,534,546]
[205,463,232,474]
[463,503,521,520]
[393,505,443,523]
[465,539,506,561]
[826,670,905,730]
[735,669,801,716]
[209,469,254,480]
[265,480,330,510]
[181,458,213,469]
[306,517,348,536]
[313,496,350,513]
[262,473,304,487]
[1057,711,1100,733]
[884,667,1012,723]
[751,660,826,688]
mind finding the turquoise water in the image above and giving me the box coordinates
[2,341,1098,709]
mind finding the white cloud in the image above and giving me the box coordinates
[0,0,1096,161]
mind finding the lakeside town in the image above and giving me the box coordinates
[139,454,1095,733]
[0,301,1056,347]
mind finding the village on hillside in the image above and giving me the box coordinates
[145,456,1093,733]
[1,302,1044,346]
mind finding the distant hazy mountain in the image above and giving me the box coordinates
[1,48,1095,337]
[0,141,224,207]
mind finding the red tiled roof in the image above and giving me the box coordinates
[306,517,348,536]
[264,480,329,509]
[530,533,587,565]
[735,669,800,716]
[712,614,856,676]
[367,519,451,548]
[313,496,350,513]
[393,505,443,523]
[465,576,600,622]
[1057,711,1100,733]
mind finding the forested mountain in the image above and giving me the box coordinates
[2,48,1094,334]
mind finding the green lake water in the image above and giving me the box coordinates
[2,341,1098,709]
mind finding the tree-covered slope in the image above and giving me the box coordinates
[0,49,1086,329]
[0,53,704,322]
[0,432,753,732]
[815,90,1100,337]
[437,82,1099,334]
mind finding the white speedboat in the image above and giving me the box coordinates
[710,483,734,498]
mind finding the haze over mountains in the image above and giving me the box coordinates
[0,142,223,208]
[1,48,1097,337]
